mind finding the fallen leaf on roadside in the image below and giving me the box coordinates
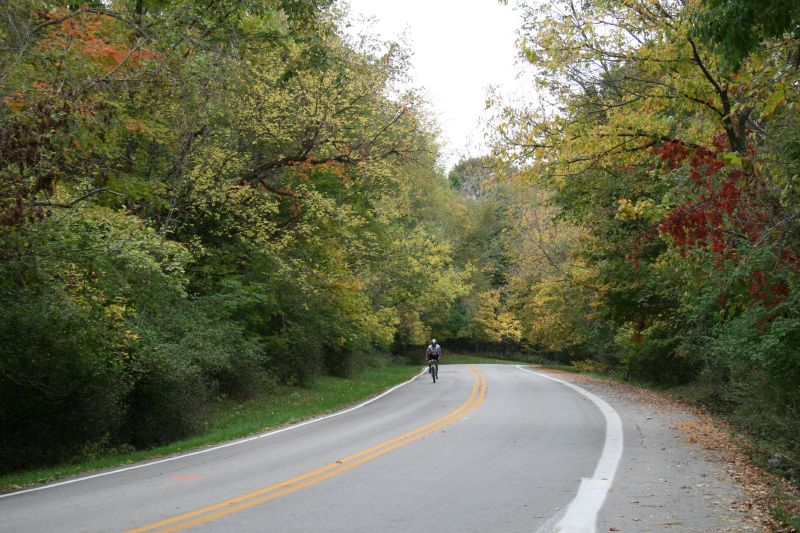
[536,368,800,533]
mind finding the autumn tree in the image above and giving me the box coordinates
[492,0,800,464]
[0,0,468,472]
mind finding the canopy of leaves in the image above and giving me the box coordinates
[0,0,467,471]
[482,0,800,475]
[692,0,800,70]
[4,0,800,489]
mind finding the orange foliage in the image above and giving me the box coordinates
[39,8,156,75]
[1,93,25,112]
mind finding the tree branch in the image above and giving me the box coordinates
[33,188,122,208]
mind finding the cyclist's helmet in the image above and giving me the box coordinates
[432,339,437,344]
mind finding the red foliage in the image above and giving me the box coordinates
[748,270,790,307]
[39,9,157,75]
[631,136,799,306]
[651,137,765,256]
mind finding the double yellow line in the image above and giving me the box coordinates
[126,366,487,533]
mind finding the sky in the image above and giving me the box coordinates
[342,0,528,170]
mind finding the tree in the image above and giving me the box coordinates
[0,0,469,471]
[447,156,499,198]
[462,290,522,349]
[492,0,800,465]
[692,0,800,71]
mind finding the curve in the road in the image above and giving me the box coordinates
[125,366,487,533]
[0,366,430,501]
[519,366,624,533]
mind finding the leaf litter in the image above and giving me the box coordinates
[537,368,800,532]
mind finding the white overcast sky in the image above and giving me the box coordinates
[342,0,528,170]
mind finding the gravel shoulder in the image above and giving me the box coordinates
[532,368,796,532]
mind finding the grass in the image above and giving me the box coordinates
[440,353,529,365]
[410,349,551,366]
[0,363,421,491]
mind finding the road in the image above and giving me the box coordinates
[0,365,657,532]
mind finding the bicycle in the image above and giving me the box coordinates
[427,358,439,383]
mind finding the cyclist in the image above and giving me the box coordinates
[426,338,441,377]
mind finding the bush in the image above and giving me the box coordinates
[124,345,207,447]
[261,325,323,386]
[0,288,129,472]
[706,297,800,463]
[616,320,701,385]
[149,299,265,398]
[123,297,267,446]
[570,359,609,374]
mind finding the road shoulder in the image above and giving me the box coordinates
[531,368,779,532]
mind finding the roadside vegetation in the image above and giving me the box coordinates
[439,354,531,365]
[480,0,800,493]
[2,2,799,522]
[0,0,467,475]
[0,362,420,490]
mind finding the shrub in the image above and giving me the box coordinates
[570,359,609,374]
[616,320,701,384]
[0,288,129,472]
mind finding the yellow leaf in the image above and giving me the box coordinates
[762,84,785,119]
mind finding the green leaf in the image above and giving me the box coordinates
[762,84,785,119]
[719,151,743,167]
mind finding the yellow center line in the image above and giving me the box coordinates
[125,366,487,533]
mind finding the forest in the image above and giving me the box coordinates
[1,0,798,477]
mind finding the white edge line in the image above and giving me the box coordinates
[0,367,429,499]
[516,365,624,533]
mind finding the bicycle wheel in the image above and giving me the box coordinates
[432,363,437,383]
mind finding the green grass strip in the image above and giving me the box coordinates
[0,364,421,491]
[440,353,529,365]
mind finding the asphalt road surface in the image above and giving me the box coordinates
[0,364,672,532]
